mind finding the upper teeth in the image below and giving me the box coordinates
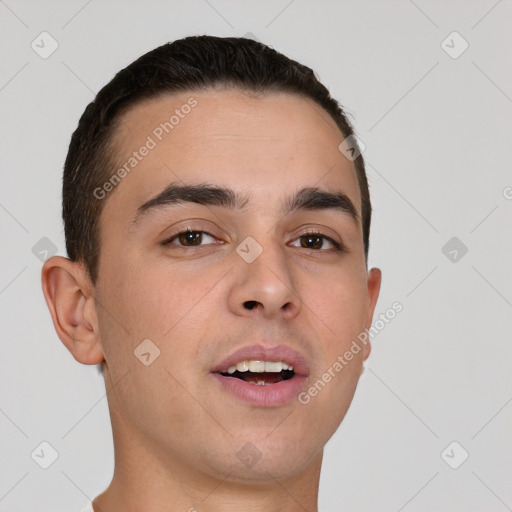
[227,360,294,374]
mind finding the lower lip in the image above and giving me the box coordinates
[210,373,308,407]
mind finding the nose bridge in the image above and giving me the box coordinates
[248,236,292,290]
[230,232,302,319]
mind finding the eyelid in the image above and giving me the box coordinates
[293,227,346,252]
[160,225,221,246]
[292,229,344,251]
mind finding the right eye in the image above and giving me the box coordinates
[161,229,222,248]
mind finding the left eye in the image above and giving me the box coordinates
[163,230,219,247]
[290,233,341,251]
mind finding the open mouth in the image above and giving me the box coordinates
[210,347,309,405]
[218,368,295,385]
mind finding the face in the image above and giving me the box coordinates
[93,88,380,482]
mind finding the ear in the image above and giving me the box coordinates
[361,267,382,363]
[41,256,105,366]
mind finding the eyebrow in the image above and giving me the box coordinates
[132,182,359,225]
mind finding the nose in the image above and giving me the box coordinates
[227,241,302,321]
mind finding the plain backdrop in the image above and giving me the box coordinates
[1,1,511,511]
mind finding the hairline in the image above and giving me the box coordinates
[88,85,369,283]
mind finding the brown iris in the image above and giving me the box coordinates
[178,230,202,246]
[301,234,323,250]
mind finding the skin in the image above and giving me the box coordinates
[42,88,381,512]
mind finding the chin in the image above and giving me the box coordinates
[227,454,318,484]
[228,433,322,482]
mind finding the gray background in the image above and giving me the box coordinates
[1,1,511,511]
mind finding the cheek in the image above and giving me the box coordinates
[98,262,226,403]
[305,267,368,342]
[96,275,230,449]
[100,251,199,333]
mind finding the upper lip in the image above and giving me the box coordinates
[210,344,310,376]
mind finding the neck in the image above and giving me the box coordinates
[93,407,323,512]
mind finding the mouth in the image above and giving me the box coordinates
[217,365,296,386]
[210,344,310,407]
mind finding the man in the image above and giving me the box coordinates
[41,35,381,512]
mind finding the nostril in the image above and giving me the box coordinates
[244,300,260,310]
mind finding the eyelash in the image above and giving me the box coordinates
[290,229,343,252]
[161,227,344,252]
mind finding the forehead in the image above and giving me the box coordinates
[101,88,361,226]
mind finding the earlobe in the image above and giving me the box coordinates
[41,256,105,366]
